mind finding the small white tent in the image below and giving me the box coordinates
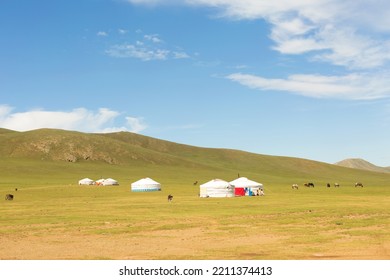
[102,178,119,186]
[199,179,235,198]
[230,177,263,196]
[131,177,161,192]
[78,178,95,185]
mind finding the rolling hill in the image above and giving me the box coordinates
[1,128,390,186]
[335,158,390,173]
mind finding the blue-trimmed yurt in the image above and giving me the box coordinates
[131,177,161,192]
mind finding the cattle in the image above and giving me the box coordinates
[292,184,299,189]
[334,183,340,188]
[5,194,14,201]
[304,182,315,188]
[355,182,363,187]
[167,194,173,202]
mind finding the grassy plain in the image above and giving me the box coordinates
[0,129,389,259]
[1,158,389,260]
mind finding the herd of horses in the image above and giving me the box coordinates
[292,182,364,189]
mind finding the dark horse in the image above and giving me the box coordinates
[167,194,173,202]
[355,182,363,187]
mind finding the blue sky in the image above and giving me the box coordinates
[1,0,390,166]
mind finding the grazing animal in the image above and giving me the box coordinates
[5,194,14,201]
[167,194,173,202]
[334,183,340,188]
[327,183,331,188]
[355,182,363,187]
[15,188,18,191]
[193,181,198,186]
[292,184,299,189]
[304,182,315,188]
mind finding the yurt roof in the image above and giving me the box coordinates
[79,178,93,181]
[230,177,263,188]
[200,179,232,188]
[105,178,117,182]
[131,177,160,186]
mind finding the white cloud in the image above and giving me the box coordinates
[227,72,390,100]
[127,0,390,99]
[97,31,108,37]
[0,106,147,133]
[173,51,190,59]
[106,32,191,60]
[106,44,170,61]
[128,0,390,70]
[144,34,162,43]
[118,29,128,35]
[126,117,148,133]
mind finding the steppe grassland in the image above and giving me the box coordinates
[1,160,389,259]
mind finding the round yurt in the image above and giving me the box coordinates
[78,178,95,185]
[102,178,119,186]
[230,177,263,196]
[131,177,161,192]
[199,179,235,198]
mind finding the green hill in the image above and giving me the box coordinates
[1,128,389,187]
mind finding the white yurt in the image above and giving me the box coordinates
[230,177,263,196]
[78,178,95,185]
[131,177,161,192]
[199,179,235,198]
[102,178,119,186]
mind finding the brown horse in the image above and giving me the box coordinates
[355,182,363,187]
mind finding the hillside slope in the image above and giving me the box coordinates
[335,158,390,173]
[1,128,390,186]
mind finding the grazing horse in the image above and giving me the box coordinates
[355,182,363,187]
[167,194,173,202]
[193,181,198,186]
[327,183,331,188]
[292,184,299,190]
[304,182,315,188]
[5,194,14,201]
[334,183,340,188]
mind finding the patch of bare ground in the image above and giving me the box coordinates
[0,223,285,260]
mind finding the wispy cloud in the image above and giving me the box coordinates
[144,34,162,43]
[97,31,108,37]
[118,29,128,35]
[106,32,191,61]
[128,0,390,100]
[0,105,147,133]
[227,72,390,100]
[173,51,190,59]
[106,44,170,61]
[127,1,390,69]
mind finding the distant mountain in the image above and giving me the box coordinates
[335,158,390,173]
